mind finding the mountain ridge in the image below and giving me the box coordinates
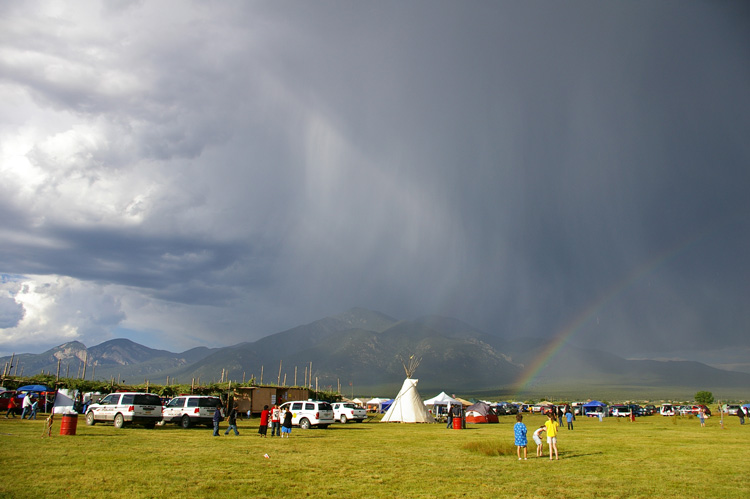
[2,308,748,398]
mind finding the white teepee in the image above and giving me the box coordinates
[380,378,435,423]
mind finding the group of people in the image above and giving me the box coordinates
[256,404,293,438]
[4,393,39,420]
[514,411,568,461]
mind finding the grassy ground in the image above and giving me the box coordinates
[1,412,747,498]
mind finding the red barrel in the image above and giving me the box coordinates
[453,417,462,429]
[60,414,78,436]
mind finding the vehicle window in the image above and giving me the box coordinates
[166,398,184,408]
[319,403,332,411]
[100,395,117,405]
[121,394,134,405]
[305,403,315,410]
[187,398,199,407]
[343,403,354,409]
[133,394,161,405]
[198,398,221,408]
[292,402,303,411]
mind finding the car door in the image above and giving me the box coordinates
[97,394,119,421]
[164,397,186,422]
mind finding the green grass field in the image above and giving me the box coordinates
[1,412,747,498]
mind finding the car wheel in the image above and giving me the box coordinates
[114,413,125,429]
[299,418,311,430]
[340,415,348,424]
[181,415,191,429]
[85,412,96,426]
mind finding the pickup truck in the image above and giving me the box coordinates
[331,402,367,423]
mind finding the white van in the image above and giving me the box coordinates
[660,403,675,416]
[278,400,334,429]
[85,392,163,429]
[162,395,222,428]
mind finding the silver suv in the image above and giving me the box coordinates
[162,395,222,428]
[85,392,163,429]
[278,400,334,429]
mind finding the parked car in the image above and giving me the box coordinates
[331,402,366,423]
[278,400,334,429]
[642,404,657,415]
[161,395,222,428]
[722,404,741,416]
[610,405,632,417]
[660,404,675,416]
[85,392,163,429]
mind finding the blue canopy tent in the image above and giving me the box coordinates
[582,400,608,417]
[16,385,49,393]
[380,399,394,413]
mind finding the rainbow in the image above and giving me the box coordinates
[511,231,709,396]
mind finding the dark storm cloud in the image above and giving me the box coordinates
[1,1,748,360]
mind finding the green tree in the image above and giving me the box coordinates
[695,391,714,405]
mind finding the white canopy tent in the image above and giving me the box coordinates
[381,379,435,423]
[423,391,462,406]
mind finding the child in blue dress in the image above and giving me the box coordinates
[514,414,528,460]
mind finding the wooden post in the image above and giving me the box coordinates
[277,360,282,386]
[294,366,297,387]
[81,351,88,380]
[260,365,264,385]
[283,373,287,386]
[56,359,61,381]
[309,362,313,389]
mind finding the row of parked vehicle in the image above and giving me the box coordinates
[83,392,368,429]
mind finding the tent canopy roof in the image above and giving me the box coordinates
[423,391,461,406]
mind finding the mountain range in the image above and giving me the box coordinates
[3,308,749,400]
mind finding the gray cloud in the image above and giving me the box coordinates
[0,1,748,361]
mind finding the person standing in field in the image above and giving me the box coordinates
[270,404,281,437]
[30,398,38,420]
[212,405,223,436]
[565,408,574,430]
[513,414,528,460]
[224,405,239,436]
[281,407,293,438]
[533,426,546,457]
[738,407,745,425]
[5,396,18,418]
[258,405,269,437]
[545,413,560,460]
[698,407,706,427]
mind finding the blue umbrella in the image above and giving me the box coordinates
[16,384,49,392]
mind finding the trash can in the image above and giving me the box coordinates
[60,413,78,436]
[452,416,462,429]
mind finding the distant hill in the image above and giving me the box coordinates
[3,308,749,399]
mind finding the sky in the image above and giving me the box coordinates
[1,1,748,369]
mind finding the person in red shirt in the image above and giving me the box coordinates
[258,405,269,437]
[4,396,18,418]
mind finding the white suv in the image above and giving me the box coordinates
[85,392,163,429]
[331,402,366,423]
[162,395,222,428]
[278,400,335,429]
